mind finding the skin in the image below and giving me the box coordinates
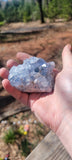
[0,44,72,157]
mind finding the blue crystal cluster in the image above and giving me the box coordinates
[8,57,55,92]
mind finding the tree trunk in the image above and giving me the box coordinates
[37,0,45,23]
[46,0,48,5]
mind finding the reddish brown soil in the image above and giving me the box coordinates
[0,26,72,70]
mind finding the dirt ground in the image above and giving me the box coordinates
[0,21,72,159]
[0,21,72,69]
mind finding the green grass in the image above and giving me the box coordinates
[0,21,5,26]
[3,126,34,157]
[21,139,33,157]
[37,122,44,129]
[37,129,45,136]
[3,128,16,144]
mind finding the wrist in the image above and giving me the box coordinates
[56,111,72,158]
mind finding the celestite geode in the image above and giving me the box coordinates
[8,57,55,92]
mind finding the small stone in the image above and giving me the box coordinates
[1,120,7,125]
[4,121,7,125]
[34,120,37,124]
[22,120,26,124]
[8,57,55,92]
[28,119,32,123]
[1,121,4,124]
[6,126,10,130]
[17,121,21,125]
[13,122,16,125]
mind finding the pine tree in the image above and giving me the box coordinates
[48,0,59,21]
[61,0,72,20]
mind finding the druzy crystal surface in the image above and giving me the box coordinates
[8,57,55,92]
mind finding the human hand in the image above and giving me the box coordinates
[0,44,72,133]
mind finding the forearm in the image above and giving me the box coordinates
[56,111,72,158]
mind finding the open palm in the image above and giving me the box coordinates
[0,44,72,133]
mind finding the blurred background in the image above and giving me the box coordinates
[0,0,72,23]
[0,0,72,159]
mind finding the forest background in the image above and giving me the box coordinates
[0,0,72,25]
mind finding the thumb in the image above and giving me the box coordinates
[62,44,72,69]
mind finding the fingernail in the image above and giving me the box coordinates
[67,44,71,50]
